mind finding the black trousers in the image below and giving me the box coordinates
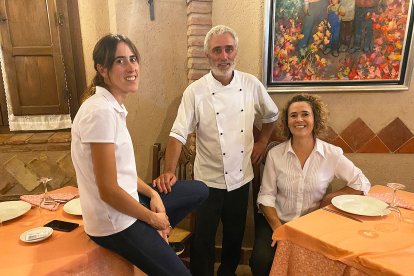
[249,213,277,276]
[190,184,250,276]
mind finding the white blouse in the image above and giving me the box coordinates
[257,138,371,222]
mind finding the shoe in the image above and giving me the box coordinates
[363,47,371,53]
[170,242,185,255]
[349,47,360,54]
[323,48,332,55]
[332,50,339,57]
[339,45,348,52]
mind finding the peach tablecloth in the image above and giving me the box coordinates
[271,185,414,276]
[0,186,134,276]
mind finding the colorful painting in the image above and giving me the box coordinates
[265,0,414,88]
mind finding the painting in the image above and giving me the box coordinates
[263,0,414,92]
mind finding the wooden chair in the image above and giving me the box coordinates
[152,142,196,264]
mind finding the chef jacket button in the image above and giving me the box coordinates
[216,112,219,115]
[240,169,242,172]
[225,172,228,174]
[212,93,215,95]
[241,150,244,153]
[223,153,226,155]
[220,132,223,135]
[241,130,244,132]
[241,109,244,112]
[239,88,242,91]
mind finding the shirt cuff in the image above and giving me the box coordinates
[169,131,187,145]
[257,195,277,209]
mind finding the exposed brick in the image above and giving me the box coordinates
[188,35,205,46]
[27,132,54,144]
[48,132,71,143]
[187,13,212,26]
[3,156,39,191]
[188,46,206,58]
[188,58,210,70]
[188,69,209,80]
[4,133,34,145]
[187,1,212,14]
[187,25,211,36]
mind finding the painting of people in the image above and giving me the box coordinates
[267,0,413,85]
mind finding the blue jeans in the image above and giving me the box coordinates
[89,180,208,276]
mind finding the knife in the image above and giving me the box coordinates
[322,207,363,223]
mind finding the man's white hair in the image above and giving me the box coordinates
[203,25,239,54]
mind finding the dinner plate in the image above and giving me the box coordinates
[0,201,32,222]
[20,227,53,243]
[331,195,390,216]
[63,198,82,216]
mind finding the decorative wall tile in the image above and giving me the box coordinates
[320,126,338,144]
[331,136,353,153]
[340,118,375,152]
[378,118,413,152]
[396,137,414,153]
[357,136,390,153]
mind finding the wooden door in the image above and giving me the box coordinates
[0,0,68,116]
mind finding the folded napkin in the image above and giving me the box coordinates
[20,193,79,211]
[369,193,414,210]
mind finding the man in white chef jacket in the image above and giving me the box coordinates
[153,25,279,276]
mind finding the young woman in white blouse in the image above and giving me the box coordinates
[71,34,208,275]
[250,94,371,276]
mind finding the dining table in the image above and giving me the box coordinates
[0,186,135,276]
[270,185,414,276]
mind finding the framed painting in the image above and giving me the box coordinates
[263,0,414,92]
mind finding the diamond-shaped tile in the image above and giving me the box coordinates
[378,118,413,152]
[331,136,354,153]
[320,126,338,144]
[357,136,390,153]
[396,137,414,153]
[340,118,375,152]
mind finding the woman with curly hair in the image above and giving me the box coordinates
[250,94,370,276]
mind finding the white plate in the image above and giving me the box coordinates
[20,227,53,243]
[0,201,32,222]
[331,195,390,216]
[63,198,82,216]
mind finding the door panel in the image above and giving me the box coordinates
[0,0,68,116]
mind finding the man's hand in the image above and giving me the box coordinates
[152,172,177,194]
[251,141,268,165]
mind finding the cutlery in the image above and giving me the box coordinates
[322,207,363,223]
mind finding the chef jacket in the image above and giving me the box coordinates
[170,70,278,191]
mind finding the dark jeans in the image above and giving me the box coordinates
[89,180,208,276]
[190,184,250,276]
[250,213,277,276]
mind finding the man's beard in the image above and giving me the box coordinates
[210,61,236,79]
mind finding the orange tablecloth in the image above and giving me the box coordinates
[271,185,414,276]
[0,186,134,276]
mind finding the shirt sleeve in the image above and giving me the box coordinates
[170,87,196,144]
[334,151,371,195]
[255,81,279,124]
[78,106,117,143]
[257,150,278,209]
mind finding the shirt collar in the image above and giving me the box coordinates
[284,138,325,158]
[95,86,128,116]
[206,70,239,90]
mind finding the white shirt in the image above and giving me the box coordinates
[71,86,139,236]
[170,70,278,191]
[257,139,371,222]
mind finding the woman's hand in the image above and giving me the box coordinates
[148,211,170,230]
[149,191,166,213]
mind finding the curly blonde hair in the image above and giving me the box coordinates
[281,94,329,139]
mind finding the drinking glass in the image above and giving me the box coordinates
[374,183,405,232]
[37,177,55,223]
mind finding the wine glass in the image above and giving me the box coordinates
[37,177,55,223]
[374,183,405,232]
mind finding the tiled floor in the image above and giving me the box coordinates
[214,263,252,276]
